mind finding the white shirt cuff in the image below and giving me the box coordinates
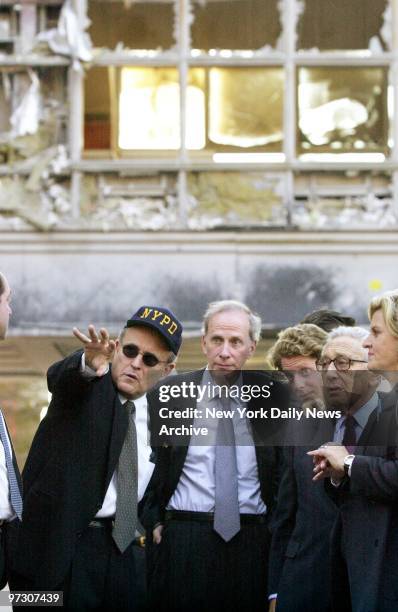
[80,353,109,378]
[346,455,355,477]
[268,594,277,600]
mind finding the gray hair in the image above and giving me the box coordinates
[328,326,369,342]
[0,273,6,297]
[326,326,369,361]
[201,300,262,342]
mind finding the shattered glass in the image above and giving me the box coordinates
[292,172,395,229]
[297,0,391,52]
[207,67,284,150]
[297,67,388,155]
[191,0,281,53]
[88,0,174,51]
[187,171,286,228]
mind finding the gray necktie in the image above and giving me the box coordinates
[112,400,138,553]
[214,396,240,542]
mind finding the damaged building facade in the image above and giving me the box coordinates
[1,0,398,330]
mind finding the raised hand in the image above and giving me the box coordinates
[73,324,116,376]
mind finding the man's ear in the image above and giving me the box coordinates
[249,340,257,357]
[164,362,176,376]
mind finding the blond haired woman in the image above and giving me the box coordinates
[364,289,398,387]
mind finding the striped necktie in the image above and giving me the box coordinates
[0,410,22,520]
[112,400,138,553]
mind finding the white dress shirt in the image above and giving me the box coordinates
[167,371,266,514]
[79,355,154,518]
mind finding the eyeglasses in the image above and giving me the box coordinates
[122,343,168,367]
[315,357,368,371]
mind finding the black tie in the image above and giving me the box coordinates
[342,414,357,453]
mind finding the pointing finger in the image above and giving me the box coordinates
[73,327,91,343]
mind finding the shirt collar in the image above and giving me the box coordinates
[118,393,147,410]
[352,392,379,429]
[336,392,379,431]
[202,368,244,404]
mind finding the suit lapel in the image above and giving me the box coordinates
[170,369,205,471]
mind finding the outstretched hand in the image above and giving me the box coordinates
[73,325,116,376]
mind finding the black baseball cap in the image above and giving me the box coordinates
[125,306,183,354]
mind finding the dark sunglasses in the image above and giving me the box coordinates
[122,343,168,367]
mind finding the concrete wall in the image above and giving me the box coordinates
[1,230,398,332]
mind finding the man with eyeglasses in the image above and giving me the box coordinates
[309,326,398,612]
[10,306,182,611]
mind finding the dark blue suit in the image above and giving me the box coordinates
[326,387,398,612]
[268,416,337,611]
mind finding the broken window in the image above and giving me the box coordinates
[187,171,286,228]
[0,2,64,55]
[206,67,283,151]
[80,172,178,230]
[191,0,281,53]
[118,67,205,151]
[0,4,19,54]
[88,0,175,51]
[110,66,283,153]
[84,67,112,150]
[37,2,63,32]
[0,67,67,163]
[297,67,388,155]
[293,172,394,228]
[297,0,391,52]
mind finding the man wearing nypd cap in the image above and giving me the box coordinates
[10,305,182,610]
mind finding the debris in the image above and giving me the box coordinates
[10,70,41,137]
[37,0,92,63]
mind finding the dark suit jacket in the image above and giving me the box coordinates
[0,414,22,589]
[141,368,289,531]
[268,416,337,612]
[10,350,134,589]
[326,389,398,612]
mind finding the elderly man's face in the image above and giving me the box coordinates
[111,326,175,400]
[0,276,12,340]
[320,336,372,410]
[201,309,256,373]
